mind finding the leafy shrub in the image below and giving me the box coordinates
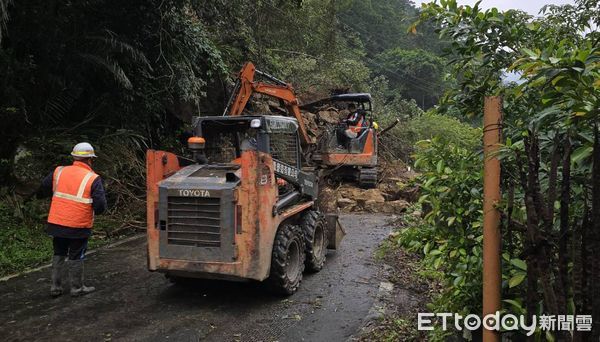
[397,135,530,340]
[402,138,484,319]
[378,111,481,162]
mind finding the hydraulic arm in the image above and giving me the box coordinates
[223,62,312,147]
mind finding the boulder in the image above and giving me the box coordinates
[364,200,382,213]
[381,200,409,214]
[337,197,356,209]
[317,187,338,213]
[362,189,385,203]
[317,108,342,124]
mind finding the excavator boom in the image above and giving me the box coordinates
[223,62,312,146]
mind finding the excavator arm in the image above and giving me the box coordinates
[223,62,313,147]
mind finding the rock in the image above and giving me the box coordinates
[362,189,385,203]
[381,200,409,214]
[397,185,420,202]
[339,187,362,200]
[318,187,338,213]
[267,100,281,108]
[363,200,382,213]
[252,101,270,114]
[317,108,342,124]
[337,197,356,209]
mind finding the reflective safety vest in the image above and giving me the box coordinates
[349,117,365,133]
[47,161,99,228]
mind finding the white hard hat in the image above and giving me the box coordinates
[71,142,97,158]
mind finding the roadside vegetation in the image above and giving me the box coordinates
[0,0,448,276]
[390,0,600,340]
[2,1,599,341]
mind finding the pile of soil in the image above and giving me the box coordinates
[248,94,348,144]
[318,160,419,215]
[246,94,420,215]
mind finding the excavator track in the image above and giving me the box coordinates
[358,167,378,189]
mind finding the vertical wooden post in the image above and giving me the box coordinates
[483,96,502,342]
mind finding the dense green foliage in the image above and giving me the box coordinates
[398,0,600,339]
[378,111,480,161]
[0,0,448,275]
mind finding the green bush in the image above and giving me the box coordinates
[397,136,529,340]
[378,111,481,162]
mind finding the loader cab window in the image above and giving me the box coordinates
[198,120,260,163]
[264,117,301,169]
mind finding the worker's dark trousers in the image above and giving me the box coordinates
[53,237,88,260]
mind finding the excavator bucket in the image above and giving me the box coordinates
[325,213,346,249]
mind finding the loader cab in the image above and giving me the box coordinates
[193,115,301,169]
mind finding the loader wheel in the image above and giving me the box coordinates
[267,224,306,295]
[300,210,328,272]
[358,167,378,189]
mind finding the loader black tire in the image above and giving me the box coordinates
[358,167,378,189]
[300,210,328,272]
[266,223,306,295]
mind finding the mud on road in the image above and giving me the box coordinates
[0,214,392,342]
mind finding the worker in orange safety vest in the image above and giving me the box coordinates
[336,103,367,149]
[39,142,107,297]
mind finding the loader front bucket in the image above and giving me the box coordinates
[325,213,345,249]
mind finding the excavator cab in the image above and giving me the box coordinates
[301,93,378,188]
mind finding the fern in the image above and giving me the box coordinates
[78,53,133,89]
[0,0,13,43]
[85,30,153,71]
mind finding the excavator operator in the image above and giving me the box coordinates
[336,103,367,148]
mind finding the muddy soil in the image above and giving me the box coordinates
[0,214,392,342]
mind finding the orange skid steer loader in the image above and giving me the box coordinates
[146,115,345,295]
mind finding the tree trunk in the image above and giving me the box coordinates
[506,181,515,250]
[526,250,538,331]
[546,136,560,229]
[521,135,559,315]
[591,127,600,339]
[557,138,570,315]
[573,195,588,342]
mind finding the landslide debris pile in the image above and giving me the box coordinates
[246,95,419,215]
[318,160,418,214]
[247,94,347,144]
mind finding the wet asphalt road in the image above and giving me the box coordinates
[0,214,392,342]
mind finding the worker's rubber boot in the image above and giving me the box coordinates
[68,260,95,297]
[50,256,65,297]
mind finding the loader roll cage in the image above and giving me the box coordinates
[193,115,301,169]
[192,115,318,199]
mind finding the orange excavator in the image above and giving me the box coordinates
[223,62,312,147]
[223,62,378,188]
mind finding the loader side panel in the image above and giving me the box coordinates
[146,150,182,271]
